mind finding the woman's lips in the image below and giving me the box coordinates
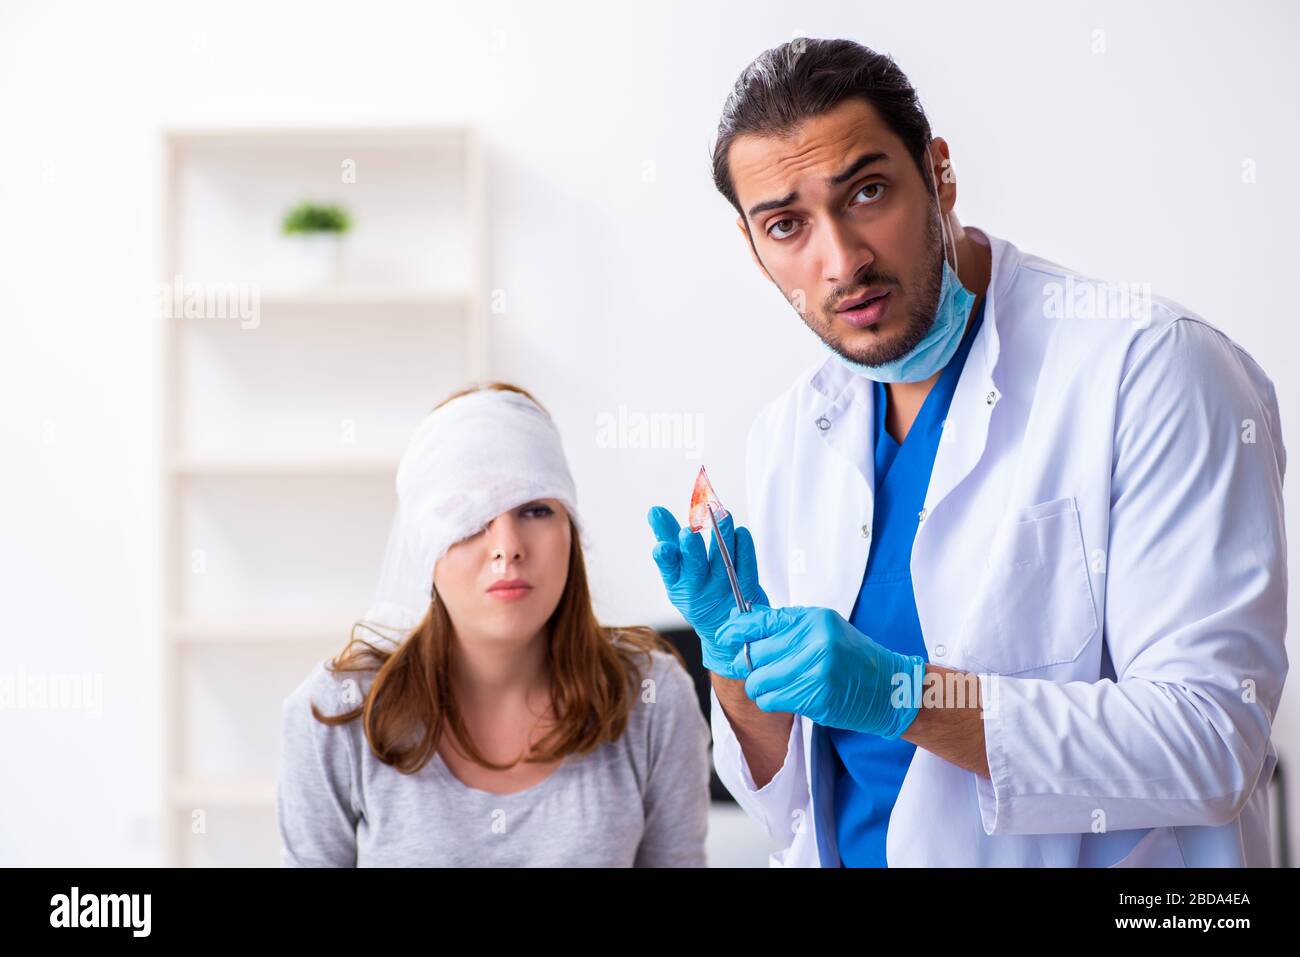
[836,290,891,329]
[487,584,533,602]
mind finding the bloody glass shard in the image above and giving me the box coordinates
[688,466,730,532]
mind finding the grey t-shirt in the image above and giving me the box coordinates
[276,645,711,867]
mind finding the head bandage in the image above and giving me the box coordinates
[362,389,585,638]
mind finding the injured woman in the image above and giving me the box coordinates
[276,382,710,866]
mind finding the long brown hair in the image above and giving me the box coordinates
[311,381,684,773]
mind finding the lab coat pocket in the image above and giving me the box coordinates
[959,496,1100,675]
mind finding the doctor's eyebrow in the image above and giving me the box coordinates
[745,150,890,219]
[829,150,890,185]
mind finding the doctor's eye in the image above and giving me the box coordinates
[851,181,887,206]
[767,218,800,240]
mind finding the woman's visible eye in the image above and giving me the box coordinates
[852,181,887,205]
[767,217,800,240]
[522,503,555,518]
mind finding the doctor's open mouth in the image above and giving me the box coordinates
[834,289,892,329]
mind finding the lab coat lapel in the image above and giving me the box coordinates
[802,365,876,618]
[916,231,1008,528]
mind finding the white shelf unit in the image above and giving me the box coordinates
[160,126,487,866]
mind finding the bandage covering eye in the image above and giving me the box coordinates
[362,389,586,641]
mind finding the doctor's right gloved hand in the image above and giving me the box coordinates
[647,505,769,681]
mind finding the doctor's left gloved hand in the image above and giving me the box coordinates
[714,605,926,739]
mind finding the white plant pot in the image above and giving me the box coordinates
[284,233,345,289]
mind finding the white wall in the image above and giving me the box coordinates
[1,0,1296,865]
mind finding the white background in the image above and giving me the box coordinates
[0,0,1296,865]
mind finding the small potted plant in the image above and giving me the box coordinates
[281,201,352,288]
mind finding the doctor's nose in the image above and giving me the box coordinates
[821,220,873,287]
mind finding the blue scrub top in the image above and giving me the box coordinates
[829,295,987,868]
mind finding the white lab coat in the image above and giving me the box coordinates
[712,226,1288,867]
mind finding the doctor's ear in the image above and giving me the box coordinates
[737,216,774,284]
[925,137,958,212]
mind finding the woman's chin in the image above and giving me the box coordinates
[476,599,555,636]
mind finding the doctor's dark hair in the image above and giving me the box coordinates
[711,38,935,219]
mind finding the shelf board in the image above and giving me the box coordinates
[170,776,275,808]
[164,125,473,152]
[259,289,467,308]
[167,616,358,644]
[165,290,469,322]
[168,454,399,477]
[164,288,470,312]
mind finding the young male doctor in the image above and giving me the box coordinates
[647,38,1287,867]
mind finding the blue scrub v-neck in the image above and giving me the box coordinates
[829,295,986,868]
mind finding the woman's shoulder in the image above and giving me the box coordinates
[283,655,378,724]
[610,629,691,685]
[609,631,706,739]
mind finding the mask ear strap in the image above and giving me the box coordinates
[927,144,959,275]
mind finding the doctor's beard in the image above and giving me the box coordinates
[800,198,945,369]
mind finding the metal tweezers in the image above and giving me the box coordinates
[706,503,753,672]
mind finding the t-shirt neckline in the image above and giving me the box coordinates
[430,747,573,799]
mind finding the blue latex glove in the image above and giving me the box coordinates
[714,605,926,739]
[647,505,769,680]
